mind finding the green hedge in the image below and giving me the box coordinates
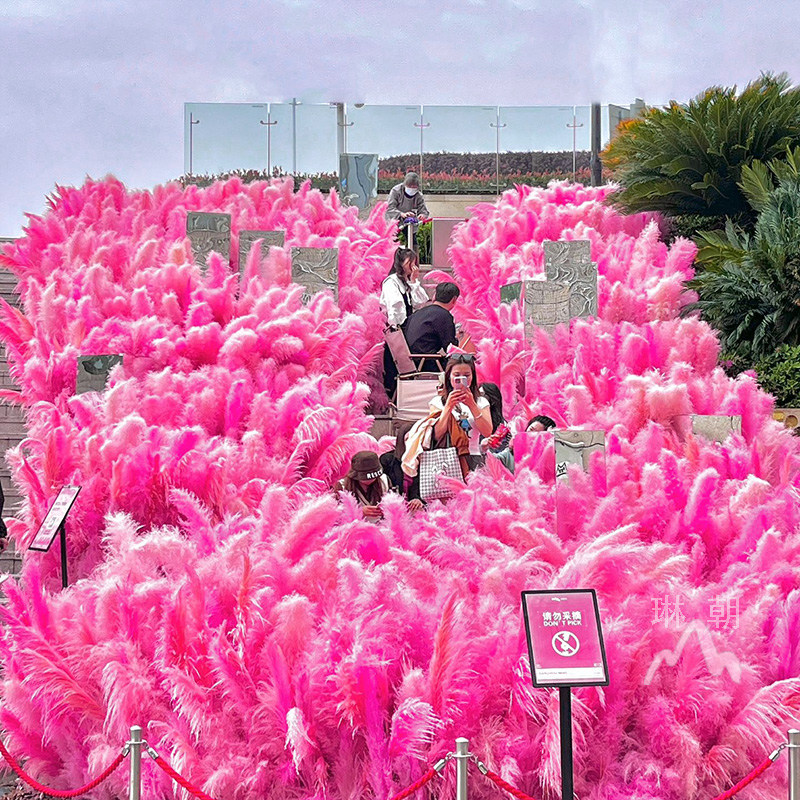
[179,161,596,196]
[380,150,592,175]
[753,346,800,407]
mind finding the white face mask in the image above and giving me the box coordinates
[404,187,419,196]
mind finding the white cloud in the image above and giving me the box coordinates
[2,0,800,233]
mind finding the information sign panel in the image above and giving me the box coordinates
[522,588,609,687]
[29,486,81,552]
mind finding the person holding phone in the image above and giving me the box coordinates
[334,451,391,520]
[430,354,492,472]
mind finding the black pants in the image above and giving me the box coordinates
[383,343,398,398]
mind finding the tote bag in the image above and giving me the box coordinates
[384,327,417,375]
[419,446,464,502]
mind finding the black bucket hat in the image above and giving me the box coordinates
[349,451,383,481]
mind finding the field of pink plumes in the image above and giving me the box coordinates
[0,177,798,800]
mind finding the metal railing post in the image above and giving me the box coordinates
[790,729,800,800]
[129,725,142,800]
[455,737,469,800]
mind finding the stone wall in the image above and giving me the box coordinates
[0,246,24,575]
[376,193,486,219]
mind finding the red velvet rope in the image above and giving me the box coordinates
[481,755,775,800]
[709,756,774,800]
[482,769,539,800]
[388,767,438,800]
[152,754,216,800]
[0,739,125,798]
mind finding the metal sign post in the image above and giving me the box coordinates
[29,485,81,589]
[559,687,573,800]
[522,589,609,800]
[790,728,800,800]
[58,522,68,589]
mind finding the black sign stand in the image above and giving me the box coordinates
[521,589,609,800]
[29,485,80,589]
[58,521,68,589]
[559,686,573,800]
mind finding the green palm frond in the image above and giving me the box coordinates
[688,174,800,360]
[738,160,774,211]
[605,73,800,218]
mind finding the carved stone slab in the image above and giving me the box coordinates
[76,354,123,394]
[554,430,605,483]
[187,212,231,274]
[544,240,597,319]
[238,230,285,276]
[291,247,339,304]
[339,153,379,210]
[432,218,463,269]
[525,281,571,335]
[691,415,742,443]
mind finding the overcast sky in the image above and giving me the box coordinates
[2,0,800,235]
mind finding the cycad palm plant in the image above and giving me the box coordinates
[688,155,800,360]
[605,73,800,220]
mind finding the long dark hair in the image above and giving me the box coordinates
[444,357,479,400]
[479,382,504,431]
[387,247,417,289]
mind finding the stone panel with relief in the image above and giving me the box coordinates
[691,415,742,443]
[187,212,231,273]
[238,230,285,276]
[544,239,597,319]
[291,247,339,304]
[554,430,605,483]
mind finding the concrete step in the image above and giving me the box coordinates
[370,415,394,440]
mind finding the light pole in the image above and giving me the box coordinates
[188,112,200,176]
[414,106,430,178]
[290,97,301,174]
[565,106,584,182]
[590,102,602,186]
[336,102,354,156]
[258,105,278,176]
[490,108,507,195]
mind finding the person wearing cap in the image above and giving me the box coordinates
[386,172,430,221]
[335,451,391,519]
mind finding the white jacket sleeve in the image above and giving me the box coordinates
[380,275,408,327]
[408,279,429,310]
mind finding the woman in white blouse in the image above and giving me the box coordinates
[380,248,429,327]
[380,247,429,394]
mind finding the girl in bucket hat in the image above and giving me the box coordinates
[335,451,390,519]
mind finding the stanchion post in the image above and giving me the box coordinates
[455,737,469,800]
[790,728,800,800]
[129,725,142,800]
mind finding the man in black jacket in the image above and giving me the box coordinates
[404,282,460,369]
